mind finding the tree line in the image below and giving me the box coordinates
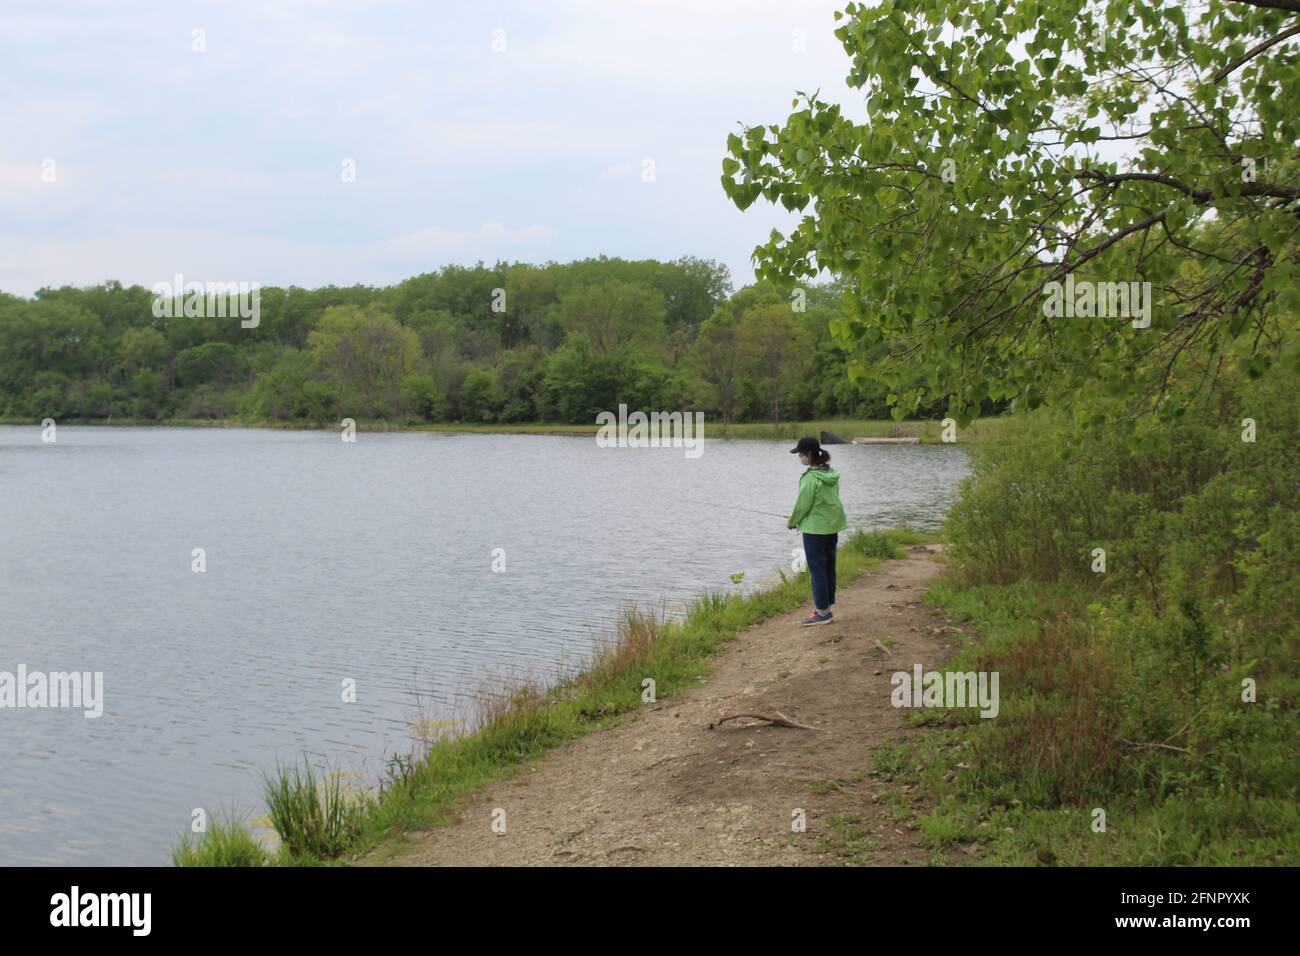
[0,256,970,426]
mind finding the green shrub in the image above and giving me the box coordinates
[927,348,1300,864]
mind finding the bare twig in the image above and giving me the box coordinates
[1116,736,1193,755]
[710,711,816,731]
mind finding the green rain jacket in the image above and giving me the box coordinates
[788,465,848,534]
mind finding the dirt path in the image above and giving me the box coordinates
[374,548,964,867]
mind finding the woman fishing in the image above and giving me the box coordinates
[786,437,848,625]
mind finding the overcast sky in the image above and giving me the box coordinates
[0,0,864,297]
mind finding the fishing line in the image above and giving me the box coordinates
[682,498,790,520]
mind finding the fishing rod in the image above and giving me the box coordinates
[683,498,791,520]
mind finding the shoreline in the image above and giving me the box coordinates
[0,416,1005,444]
[365,543,955,867]
[175,528,935,866]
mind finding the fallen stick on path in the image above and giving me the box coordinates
[709,711,816,731]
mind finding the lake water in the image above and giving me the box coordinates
[0,425,969,865]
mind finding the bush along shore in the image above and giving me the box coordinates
[174,528,929,866]
[865,355,1299,866]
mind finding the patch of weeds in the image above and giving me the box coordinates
[817,812,879,863]
[807,778,846,795]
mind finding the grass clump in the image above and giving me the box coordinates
[844,529,901,560]
[262,759,368,862]
[171,813,271,867]
[843,525,937,561]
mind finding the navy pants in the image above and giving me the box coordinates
[802,532,838,612]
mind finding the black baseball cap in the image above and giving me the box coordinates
[790,436,820,454]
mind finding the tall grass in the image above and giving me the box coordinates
[262,759,367,862]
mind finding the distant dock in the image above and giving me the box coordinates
[852,436,921,444]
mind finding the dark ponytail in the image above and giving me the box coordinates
[792,435,831,466]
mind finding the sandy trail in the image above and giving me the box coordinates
[369,548,962,867]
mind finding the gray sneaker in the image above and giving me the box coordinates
[800,611,833,626]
